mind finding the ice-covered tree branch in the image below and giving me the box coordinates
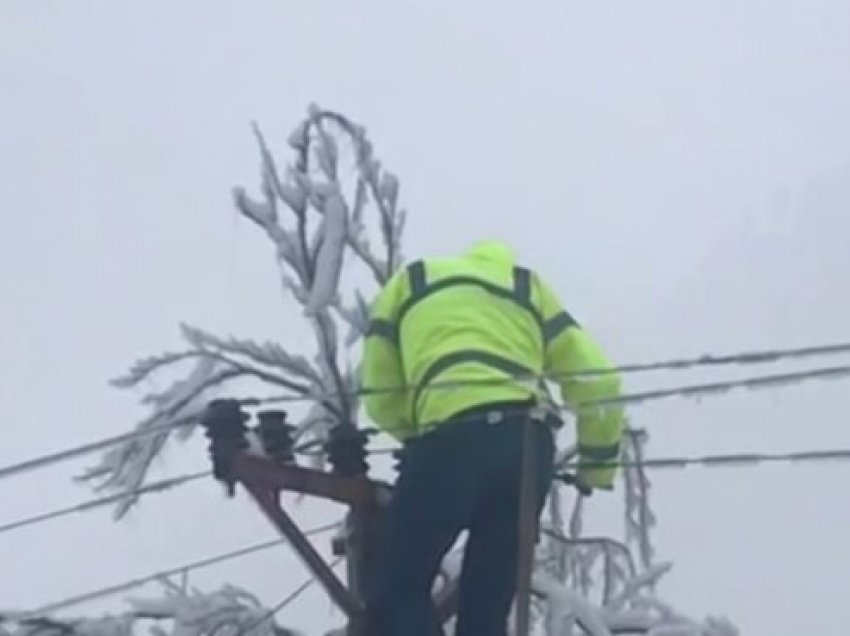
[529,419,727,635]
[81,104,406,518]
[1,585,302,636]
[622,427,657,572]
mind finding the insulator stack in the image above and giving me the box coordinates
[325,426,371,476]
[255,409,296,463]
[200,399,250,496]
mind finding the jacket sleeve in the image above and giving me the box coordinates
[360,270,414,441]
[534,274,625,489]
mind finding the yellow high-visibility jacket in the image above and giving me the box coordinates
[360,240,624,488]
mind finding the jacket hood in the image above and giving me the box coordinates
[464,240,517,265]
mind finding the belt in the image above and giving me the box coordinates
[446,399,563,430]
[400,401,562,457]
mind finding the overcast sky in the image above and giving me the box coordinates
[2,1,850,633]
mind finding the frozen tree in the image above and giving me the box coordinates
[75,104,406,517]
[12,105,738,634]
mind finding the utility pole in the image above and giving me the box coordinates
[515,415,538,636]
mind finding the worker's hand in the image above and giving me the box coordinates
[577,464,617,492]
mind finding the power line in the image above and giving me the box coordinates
[5,441,850,622]
[375,361,850,416]
[246,359,850,412]
[564,446,850,471]
[6,435,845,607]
[0,415,196,482]
[573,340,850,376]
[0,360,846,531]
[249,340,850,405]
[0,471,210,537]
[7,434,843,544]
[590,361,850,408]
[3,349,850,487]
[3,343,844,628]
[354,363,850,459]
[8,522,342,618]
[369,443,850,471]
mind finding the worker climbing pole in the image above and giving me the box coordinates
[358,240,623,636]
[198,240,623,636]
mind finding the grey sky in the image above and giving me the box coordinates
[2,1,850,633]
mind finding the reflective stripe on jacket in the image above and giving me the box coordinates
[361,241,624,487]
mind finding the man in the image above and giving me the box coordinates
[361,240,624,636]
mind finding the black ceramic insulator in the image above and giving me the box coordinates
[200,399,250,495]
[325,426,371,476]
[255,409,296,463]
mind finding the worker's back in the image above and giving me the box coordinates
[400,242,546,430]
[363,238,624,490]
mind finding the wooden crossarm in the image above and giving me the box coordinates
[230,452,391,507]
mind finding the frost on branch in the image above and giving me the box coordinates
[82,105,407,518]
[528,423,736,635]
[622,427,657,572]
[528,558,739,636]
[304,190,348,317]
[1,614,136,636]
[1,584,303,636]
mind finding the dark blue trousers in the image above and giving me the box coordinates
[367,402,556,636]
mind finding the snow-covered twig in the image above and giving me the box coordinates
[605,562,673,612]
[533,570,613,636]
[623,427,656,572]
